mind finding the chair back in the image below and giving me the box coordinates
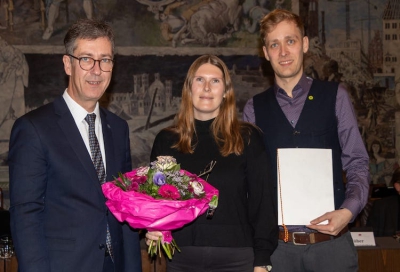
[0,187,3,210]
[0,188,10,237]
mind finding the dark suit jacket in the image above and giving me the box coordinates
[8,96,142,272]
[366,195,399,237]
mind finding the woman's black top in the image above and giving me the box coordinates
[150,118,278,266]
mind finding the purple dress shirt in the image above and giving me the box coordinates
[243,74,370,222]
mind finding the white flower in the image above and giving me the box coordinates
[136,166,149,176]
[155,156,177,171]
[190,181,204,195]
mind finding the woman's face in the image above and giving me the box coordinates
[372,143,380,153]
[191,63,225,120]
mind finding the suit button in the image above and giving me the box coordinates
[99,244,105,250]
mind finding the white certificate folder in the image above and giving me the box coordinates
[277,148,335,225]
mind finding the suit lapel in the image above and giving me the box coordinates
[54,97,103,194]
[100,108,116,183]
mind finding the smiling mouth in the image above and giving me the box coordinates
[87,81,101,85]
[279,60,293,65]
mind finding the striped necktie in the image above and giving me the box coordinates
[85,113,113,261]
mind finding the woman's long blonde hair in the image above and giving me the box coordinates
[167,54,249,156]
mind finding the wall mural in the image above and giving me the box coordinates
[0,0,399,208]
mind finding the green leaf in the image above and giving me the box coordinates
[146,238,180,260]
[147,240,154,255]
[209,195,219,208]
[161,241,172,259]
[171,239,180,252]
[113,173,128,191]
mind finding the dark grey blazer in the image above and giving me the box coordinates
[8,96,141,272]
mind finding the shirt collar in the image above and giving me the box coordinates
[62,89,100,125]
[273,74,313,98]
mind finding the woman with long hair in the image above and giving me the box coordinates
[146,55,277,272]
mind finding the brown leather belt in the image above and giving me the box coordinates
[279,226,349,245]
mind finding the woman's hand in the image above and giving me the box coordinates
[145,231,163,246]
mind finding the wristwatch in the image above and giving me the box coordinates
[259,265,272,271]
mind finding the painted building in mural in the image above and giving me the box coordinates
[326,40,371,87]
[295,0,400,185]
[107,73,174,118]
[382,0,400,75]
[369,30,383,74]
[105,64,266,122]
[383,0,400,186]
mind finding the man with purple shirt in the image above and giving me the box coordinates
[243,9,369,272]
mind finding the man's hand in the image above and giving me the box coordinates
[254,266,270,272]
[306,208,352,235]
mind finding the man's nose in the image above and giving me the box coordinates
[91,60,102,75]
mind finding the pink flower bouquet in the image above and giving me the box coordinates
[101,156,219,259]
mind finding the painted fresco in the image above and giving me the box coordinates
[18,53,271,166]
[0,0,399,208]
[315,0,400,186]
[0,0,291,48]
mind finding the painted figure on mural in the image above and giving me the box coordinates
[369,140,399,186]
[138,0,243,46]
[303,36,343,82]
[187,0,242,46]
[157,0,212,47]
[242,0,269,34]
[158,0,187,47]
[42,0,94,40]
[0,35,28,164]
[369,140,388,184]
[136,0,175,15]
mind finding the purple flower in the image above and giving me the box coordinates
[153,172,166,186]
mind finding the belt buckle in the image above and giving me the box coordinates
[292,232,307,245]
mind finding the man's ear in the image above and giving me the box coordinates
[63,55,72,76]
[303,36,309,54]
[263,46,270,61]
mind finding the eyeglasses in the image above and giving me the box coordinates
[67,54,114,72]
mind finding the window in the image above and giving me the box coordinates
[385,34,391,40]
[392,23,397,29]
[393,34,398,40]
[385,23,390,29]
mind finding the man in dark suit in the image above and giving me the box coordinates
[8,19,142,272]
